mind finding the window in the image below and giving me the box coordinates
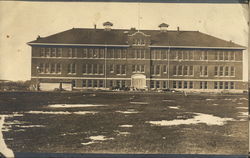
[230,82,234,89]
[45,48,51,57]
[189,81,193,89]
[219,66,224,76]
[214,82,218,89]
[68,63,76,74]
[93,80,98,87]
[163,81,167,88]
[87,64,92,74]
[109,80,113,87]
[110,64,114,73]
[155,65,160,75]
[51,48,56,57]
[116,65,126,75]
[87,80,92,87]
[225,66,229,76]
[173,66,177,76]
[189,51,194,60]
[121,65,126,74]
[57,48,62,57]
[92,64,97,74]
[83,48,88,58]
[117,49,122,58]
[163,65,168,74]
[189,66,193,76]
[219,52,224,60]
[201,51,208,60]
[72,80,76,87]
[82,64,87,74]
[51,64,55,73]
[68,48,77,58]
[38,63,44,73]
[184,81,188,89]
[200,66,208,76]
[132,65,136,72]
[99,80,104,87]
[45,63,49,73]
[89,49,93,58]
[122,49,127,58]
[56,64,61,73]
[200,81,207,89]
[178,81,182,89]
[82,80,87,87]
[230,52,235,60]
[214,66,218,76]
[100,49,105,58]
[141,65,145,72]
[178,51,183,60]
[225,82,229,89]
[150,81,154,88]
[230,67,235,76]
[224,52,229,60]
[156,81,160,88]
[183,51,188,60]
[162,51,167,59]
[183,66,188,76]
[178,66,182,76]
[93,49,99,58]
[173,81,177,88]
[40,48,45,57]
[99,64,104,74]
[219,82,223,89]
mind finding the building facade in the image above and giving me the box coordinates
[28,22,245,92]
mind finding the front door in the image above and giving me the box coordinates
[131,74,146,89]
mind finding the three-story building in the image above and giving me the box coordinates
[28,22,245,92]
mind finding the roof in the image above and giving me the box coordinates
[103,21,113,26]
[158,23,169,28]
[28,28,244,48]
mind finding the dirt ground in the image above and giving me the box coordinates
[0,91,248,155]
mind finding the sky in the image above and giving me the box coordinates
[0,1,248,81]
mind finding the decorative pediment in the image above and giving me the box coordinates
[128,31,151,46]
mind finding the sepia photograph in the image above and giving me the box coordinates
[0,1,249,157]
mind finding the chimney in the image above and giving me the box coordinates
[94,24,97,30]
[103,21,113,31]
[177,27,180,32]
[37,35,41,40]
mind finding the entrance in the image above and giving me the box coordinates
[131,74,146,89]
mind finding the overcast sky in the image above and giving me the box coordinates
[0,1,248,81]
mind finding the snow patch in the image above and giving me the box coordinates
[0,115,14,158]
[212,104,219,106]
[48,104,106,108]
[237,107,248,110]
[130,102,148,105]
[147,113,235,126]
[168,106,179,109]
[26,111,97,115]
[82,135,114,145]
[238,112,248,116]
[15,125,45,128]
[239,98,248,101]
[119,125,133,128]
[206,99,216,101]
[162,100,175,102]
[237,103,243,105]
[116,109,139,114]
[117,131,130,135]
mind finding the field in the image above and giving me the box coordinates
[0,91,248,155]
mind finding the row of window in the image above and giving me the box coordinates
[82,64,104,74]
[37,63,236,78]
[214,66,235,77]
[38,63,62,74]
[39,48,237,61]
[71,80,236,90]
[173,65,194,76]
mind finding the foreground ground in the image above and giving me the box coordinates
[0,91,248,155]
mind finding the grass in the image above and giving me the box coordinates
[0,91,248,154]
